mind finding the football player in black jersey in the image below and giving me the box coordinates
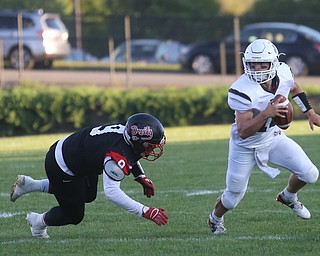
[10,113,168,238]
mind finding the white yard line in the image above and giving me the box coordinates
[0,212,26,218]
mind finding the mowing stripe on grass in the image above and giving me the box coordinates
[0,235,309,245]
[1,187,319,199]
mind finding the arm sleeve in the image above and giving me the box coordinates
[131,161,145,179]
[103,171,145,217]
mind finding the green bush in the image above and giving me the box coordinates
[0,83,319,136]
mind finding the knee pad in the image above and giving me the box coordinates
[301,165,319,184]
[221,189,246,209]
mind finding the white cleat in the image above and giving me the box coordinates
[276,192,311,220]
[26,212,49,238]
[10,175,34,202]
[208,214,227,234]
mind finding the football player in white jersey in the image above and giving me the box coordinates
[208,39,320,234]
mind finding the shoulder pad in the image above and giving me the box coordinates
[106,152,131,175]
[104,157,125,181]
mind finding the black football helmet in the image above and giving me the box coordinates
[123,113,166,161]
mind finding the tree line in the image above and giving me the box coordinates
[2,0,320,58]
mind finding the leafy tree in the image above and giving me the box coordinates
[245,0,320,31]
[248,0,320,16]
[1,0,220,17]
[218,0,255,16]
[0,0,65,13]
[97,0,220,16]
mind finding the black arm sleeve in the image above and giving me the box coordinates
[131,161,145,178]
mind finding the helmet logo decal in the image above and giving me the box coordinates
[131,125,153,140]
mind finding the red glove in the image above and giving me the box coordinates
[142,207,168,226]
[135,176,154,198]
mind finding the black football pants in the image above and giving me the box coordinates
[43,141,98,226]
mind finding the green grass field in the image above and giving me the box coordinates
[1,121,320,255]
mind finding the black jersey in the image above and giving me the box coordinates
[61,123,141,176]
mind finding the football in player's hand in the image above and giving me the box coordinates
[272,94,294,130]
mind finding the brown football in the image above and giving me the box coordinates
[272,94,294,130]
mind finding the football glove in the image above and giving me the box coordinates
[142,207,168,226]
[135,176,154,198]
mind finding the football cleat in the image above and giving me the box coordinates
[10,175,34,202]
[26,212,49,238]
[276,192,311,219]
[208,214,227,234]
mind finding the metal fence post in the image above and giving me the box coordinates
[125,15,132,89]
[108,37,115,87]
[17,12,24,81]
[74,0,83,59]
[219,41,226,79]
[233,16,241,77]
[0,40,4,88]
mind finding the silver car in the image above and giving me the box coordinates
[0,9,70,69]
[104,39,183,64]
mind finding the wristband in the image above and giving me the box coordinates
[142,206,150,214]
[134,174,146,180]
[292,92,312,113]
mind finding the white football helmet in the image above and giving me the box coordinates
[242,39,280,83]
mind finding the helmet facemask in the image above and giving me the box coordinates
[243,39,280,84]
[243,59,279,83]
[141,135,166,161]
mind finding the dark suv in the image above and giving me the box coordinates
[179,22,320,76]
[0,9,70,69]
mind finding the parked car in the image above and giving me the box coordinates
[64,48,98,62]
[179,22,320,76]
[0,9,70,69]
[102,39,183,64]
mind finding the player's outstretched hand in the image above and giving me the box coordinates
[306,109,320,131]
[143,207,168,226]
[135,176,154,198]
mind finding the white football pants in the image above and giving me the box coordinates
[221,131,318,209]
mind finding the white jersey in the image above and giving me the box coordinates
[228,63,294,148]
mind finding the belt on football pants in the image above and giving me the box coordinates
[55,135,76,176]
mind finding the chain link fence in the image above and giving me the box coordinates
[62,14,320,59]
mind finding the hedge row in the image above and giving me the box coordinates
[1,83,319,136]
[0,84,232,136]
